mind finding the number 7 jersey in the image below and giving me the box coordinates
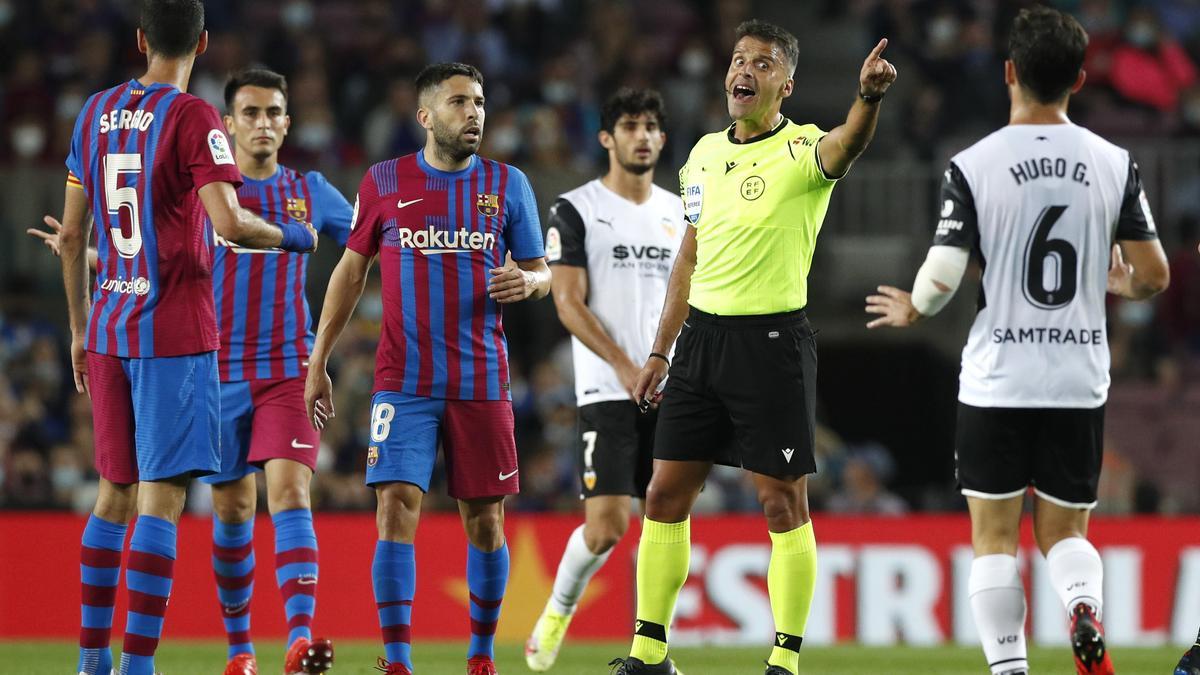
[935,123,1158,408]
[66,79,243,358]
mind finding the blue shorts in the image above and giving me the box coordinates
[200,377,320,485]
[365,391,519,500]
[88,351,221,483]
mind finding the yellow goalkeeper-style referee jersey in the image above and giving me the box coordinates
[680,117,839,315]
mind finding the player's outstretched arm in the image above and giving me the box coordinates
[28,217,99,270]
[633,225,697,409]
[199,181,318,253]
[1109,240,1169,300]
[305,248,375,430]
[57,184,93,394]
[551,265,643,399]
[866,245,969,329]
[488,255,551,303]
[818,38,898,179]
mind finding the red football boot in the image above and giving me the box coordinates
[284,636,335,674]
[467,655,498,675]
[374,656,413,675]
[224,653,258,675]
[1070,603,1115,675]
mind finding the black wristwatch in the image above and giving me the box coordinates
[859,89,885,103]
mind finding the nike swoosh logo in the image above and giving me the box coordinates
[498,469,518,481]
[291,439,315,449]
[397,198,423,209]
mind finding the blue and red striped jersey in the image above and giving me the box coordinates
[346,152,544,400]
[211,166,352,381]
[66,79,242,358]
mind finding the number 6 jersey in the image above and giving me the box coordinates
[66,79,242,358]
[935,123,1158,408]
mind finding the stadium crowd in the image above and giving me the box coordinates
[3,0,1200,515]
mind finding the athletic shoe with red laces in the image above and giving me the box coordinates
[224,653,258,675]
[467,655,498,675]
[1069,603,1114,675]
[374,657,412,675]
[284,636,335,674]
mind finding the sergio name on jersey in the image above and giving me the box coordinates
[681,118,839,315]
[936,123,1158,408]
[346,152,544,401]
[545,179,684,406]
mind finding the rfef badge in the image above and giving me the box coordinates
[683,184,703,225]
[286,197,308,222]
[477,193,500,217]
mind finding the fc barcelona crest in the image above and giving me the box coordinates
[286,197,308,222]
[476,193,500,217]
[367,446,379,467]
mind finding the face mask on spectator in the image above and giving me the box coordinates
[488,124,520,157]
[928,15,959,49]
[295,122,333,150]
[360,293,383,321]
[542,80,576,105]
[680,47,711,78]
[11,123,46,159]
[52,465,82,491]
[282,0,314,30]
[1126,22,1158,49]
[0,1,14,28]
[57,92,85,120]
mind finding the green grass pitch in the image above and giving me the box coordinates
[0,641,1186,674]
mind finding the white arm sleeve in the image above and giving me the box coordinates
[911,245,970,317]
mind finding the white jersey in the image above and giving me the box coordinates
[545,179,684,406]
[936,123,1158,408]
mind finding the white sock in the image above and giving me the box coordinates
[969,554,1029,675]
[549,524,612,615]
[1046,536,1104,619]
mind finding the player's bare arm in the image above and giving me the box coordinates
[551,264,642,399]
[1108,240,1169,300]
[305,248,375,430]
[199,180,318,252]
[487,255,551,303]
[57,182,93,394]
[866,244,970,329]
[633,224,696,408]
[818,38,897,179]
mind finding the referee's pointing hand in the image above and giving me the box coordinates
[860,38,898,98]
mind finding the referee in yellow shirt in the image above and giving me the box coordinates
[608,20,897,675]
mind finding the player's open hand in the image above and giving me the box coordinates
[70,337,88,395]
[28,216,63,257]
[860,38,898,98]
[1107,244,1135,298]
[865,285,921,329]
[632,356,669,412]
[488,264,535,303]
[304,365,335,431]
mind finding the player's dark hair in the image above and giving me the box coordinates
[415,62,484,103]
[1008,6,1088,104]
[139,0,205,58]
[224,68,289,112]
[600,88,667,134]
[735,19,799,74]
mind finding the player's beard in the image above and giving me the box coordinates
[431,117,480,164]
[616,145,655,175]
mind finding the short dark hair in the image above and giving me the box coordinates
[415,62,484,103]
[224,68,289,112]
[735,19,799,75]
[600,88,667,133]
[1008,6,1088,104]
[140,0,205,58]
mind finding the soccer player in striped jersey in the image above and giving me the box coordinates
[50,2,317,674]
[34,68,349,675]
[304,62,550,675]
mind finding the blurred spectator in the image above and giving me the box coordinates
[1109,7,1197,112]
[827,444,908,515]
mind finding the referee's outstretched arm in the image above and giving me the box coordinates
[818,38,898,179]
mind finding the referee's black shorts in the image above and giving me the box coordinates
[654,306,818,479]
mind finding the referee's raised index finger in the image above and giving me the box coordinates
[868,38,888,60]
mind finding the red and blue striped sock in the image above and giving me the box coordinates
[78,514,127,675]
[212,516,255,659]
[273,509,318,646]
[372,540,415,669]
[467,543,509,660]
[118,515,176,675]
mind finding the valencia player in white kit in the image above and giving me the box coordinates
[866,8,1169,675]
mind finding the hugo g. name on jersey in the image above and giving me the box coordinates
[936,124,1157,408]
[545,179,684,406]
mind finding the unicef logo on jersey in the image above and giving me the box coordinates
[100,276,151,297]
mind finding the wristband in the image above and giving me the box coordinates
[649,352,670,366]
[279,222,314,252]
[859,90,884,103]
